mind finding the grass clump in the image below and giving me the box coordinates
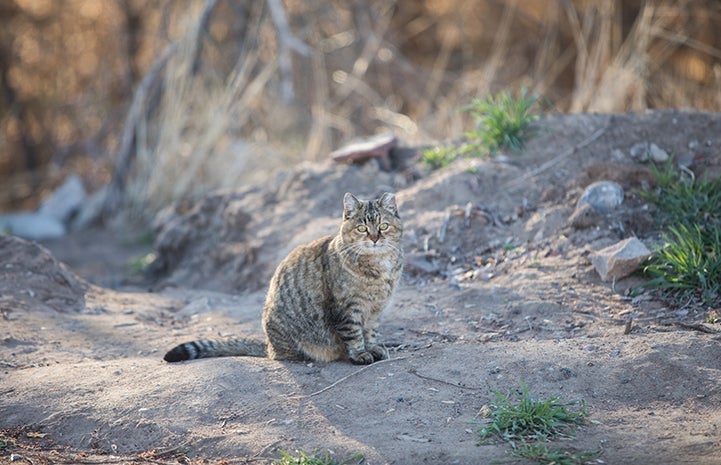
[478,386,587,443]
[513,443,601,465]
[422,146,460,170]
[643,224,721,304]
[640,159,721,304]
[463,87,541,155]
[478,386,596,464]
[422,88,542,170]
[274,450,364,465]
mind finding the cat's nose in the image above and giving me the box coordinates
[369,233,380,243]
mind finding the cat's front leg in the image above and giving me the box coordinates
[363,323,388,362]
[336,315,375,364]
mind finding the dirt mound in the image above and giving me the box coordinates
[0,235,88,314]
[150,161,407,292]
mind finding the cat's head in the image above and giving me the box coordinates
[340,192,402,253]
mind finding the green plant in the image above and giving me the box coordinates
[643,224,721,304]
[128,252,157,274]
[641,171,721,231]
[274,450,365,465]
[513,443,601,465]
[478,386,587,444]
[640,161,721,304]
[422,146,460,170]
[463,87,540,155]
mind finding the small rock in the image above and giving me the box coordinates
[70,186,108,230]
[0,212,66,240]
[38,174,86,224]
[331,133,398,171]
[577,181,624,214]
[648,143,669,163]
[629,142,649,161]
[589,237,652,282]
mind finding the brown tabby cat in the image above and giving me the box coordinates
[164,192,403,365]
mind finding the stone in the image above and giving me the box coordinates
[38,174,86,224]
[577,181,624,213]
[589,237,652,282]
[629,142,649,161]
[331,133,398,171]
[70,186,107,231]
[648,143,669,163]
[0,212,66,241]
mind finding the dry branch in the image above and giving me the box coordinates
[101,0,219,220]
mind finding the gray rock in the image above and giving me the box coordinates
[70,186,107,231]
[577,181,624,214]
[38,174,86,224]
[589,237,652,282]
[0,212,67,240]
[629,142,649,161]
[648,143,669,163]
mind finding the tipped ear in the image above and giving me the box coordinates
[378,192,397,214]
[343,192,361,216]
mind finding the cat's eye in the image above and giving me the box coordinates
[356,225,368,233]
[379,223,389,231]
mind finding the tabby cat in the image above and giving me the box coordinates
[164,192,403,365]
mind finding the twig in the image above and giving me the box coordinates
[504,121,609,192]
[675,322,718,334]
[302,356,408,398]
[408,368,483,390]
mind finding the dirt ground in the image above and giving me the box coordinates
[2,110,721,464]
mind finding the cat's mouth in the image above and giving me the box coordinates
[358,241,389,253]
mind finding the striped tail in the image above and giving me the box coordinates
[163,338,267,362]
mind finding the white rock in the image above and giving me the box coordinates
[70,186,107,230]
[629,142,649,161]
[0,212,66,240]
[589,237,652,282]
[648,143,670,163]
[38,174,86,224]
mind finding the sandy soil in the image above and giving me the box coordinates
[2,110,721,464]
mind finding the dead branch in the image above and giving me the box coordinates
[101,0,219,219]
[503,119,609,192]
[408,368,483,390]
[301,356,408,398]
[266,0,310,102]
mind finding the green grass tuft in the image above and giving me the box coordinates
[274,450,365,465]
[640,160,721,304]
[463,87,541,155]
[478,386,587,444]
[422,146,460,170]
[643,224,721,304]
[513,443,601,465]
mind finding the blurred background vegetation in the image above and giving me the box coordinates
[1,0,719,222]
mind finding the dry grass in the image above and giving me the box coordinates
[115,0,721,222]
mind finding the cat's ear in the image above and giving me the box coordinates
[343,192,362,217]
[378,192,397,215]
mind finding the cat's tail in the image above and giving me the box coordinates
[163,338,267,362]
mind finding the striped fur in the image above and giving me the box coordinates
[164,192,403,365]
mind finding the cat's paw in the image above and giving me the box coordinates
[349,351,375,365]
[367,344,388,361]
